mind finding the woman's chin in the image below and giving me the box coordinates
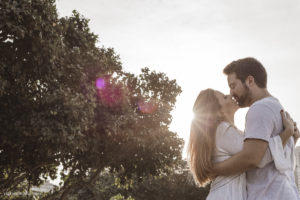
[235,106,240,112]
[232,106,239,113]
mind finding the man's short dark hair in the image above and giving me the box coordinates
[223,57,267,88]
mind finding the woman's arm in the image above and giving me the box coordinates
[279,110,295,146]
[293,125,300,144]
[280,110,300,145]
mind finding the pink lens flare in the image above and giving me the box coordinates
[138,99,158,114]
[97,80,129,107]
[96,78,105,89]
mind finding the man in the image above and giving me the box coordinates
[213,57,300,199]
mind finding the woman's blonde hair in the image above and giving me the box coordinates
[187,89,224,186]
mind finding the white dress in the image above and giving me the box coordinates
[206,121,274,200]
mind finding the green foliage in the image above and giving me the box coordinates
[128,160,210,200]
[0,0,184,199]
[109,194,134,200]
[69,161,209,200]
[129,167,210,200]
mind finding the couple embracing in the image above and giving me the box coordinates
[188,57,300,200]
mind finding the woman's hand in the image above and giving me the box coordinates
[293,122,300,143]
[281,110,299,144]
[281,110,294,137]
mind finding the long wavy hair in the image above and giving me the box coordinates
[187,89,225,186]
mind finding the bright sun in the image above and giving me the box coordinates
[170,92,249,158]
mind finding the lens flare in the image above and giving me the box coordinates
[95,78,105,89]
[96,77,128,107]
[100,84,124,107]
[138,99,158,114]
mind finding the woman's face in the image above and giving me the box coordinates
[214,90,239,114]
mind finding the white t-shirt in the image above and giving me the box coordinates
[208,121,247,200]
[208,121,274,200]
[244,96,300,200]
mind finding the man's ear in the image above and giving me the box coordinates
[246,75,255,87]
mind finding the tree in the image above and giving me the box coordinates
[68,161,210,200]
[0,1,183,199]
[128,161,210,200]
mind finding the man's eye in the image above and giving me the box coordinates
[224,95,228,99]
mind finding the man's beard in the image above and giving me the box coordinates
[236,84,251,108]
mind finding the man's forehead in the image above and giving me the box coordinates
[227,73,237,83]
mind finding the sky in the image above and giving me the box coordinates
[55,0,300,152]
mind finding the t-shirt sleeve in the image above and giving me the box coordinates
[257,146,273,168]
[218,125,244,155]
[244,104,275,142]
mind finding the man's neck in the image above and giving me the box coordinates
[249,88,271,106]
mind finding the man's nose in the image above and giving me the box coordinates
[229,90,234,96]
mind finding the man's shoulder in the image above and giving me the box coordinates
[250,97,282,111]
[247,97,283,122]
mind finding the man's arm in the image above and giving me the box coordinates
[213,139,268,176]
[258,127,293,168]
[213,114,294,176]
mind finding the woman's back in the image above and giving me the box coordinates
[207,121,247,200]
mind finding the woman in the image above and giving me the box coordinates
[187,89,297,200]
